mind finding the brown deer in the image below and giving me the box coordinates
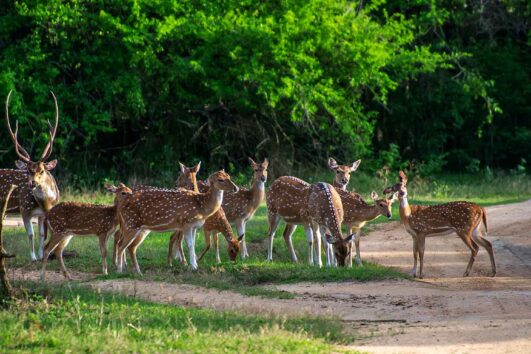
[219,158,269,259]
[168,162,242,265]
[337,190,398,267]
[3,90,60,261]
[41,183,133,280]
[116,170,238,273]
[328,157,361,191]
[384,171,496,278]
[266,176,354,267]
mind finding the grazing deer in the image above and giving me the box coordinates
[216,158,269,259]
[338,190,398,267]
[168,162,242,265]
[328,157,361,191]
[41,184,133,280]
[116,171,238,273]
[266,176,354,266]
[384,171,496,278]
[3,90,60,261]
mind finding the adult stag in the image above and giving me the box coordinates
[3,90,60,261]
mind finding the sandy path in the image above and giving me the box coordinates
[8,200,531,353]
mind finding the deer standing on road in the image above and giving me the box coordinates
[266,176,354,266]
[168,162,242,265]
[116,171,238,273]
[3,90,60,261]
[41,183,133,280]
[384,171,496,278]
[338,190,398,266]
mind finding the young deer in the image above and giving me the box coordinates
[41,183,132,280]
[328,157,361,191]
[168,162,242,265]
[3,90,60,261]
[266,176,354,267]
[338,190,398,267]
[384,171,496,278]
[116,171,238,273]
[219,158,269,259]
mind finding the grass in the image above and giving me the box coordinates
[0,283,357,353]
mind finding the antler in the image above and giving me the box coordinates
[5,90,31,163]
[40,91,59,161]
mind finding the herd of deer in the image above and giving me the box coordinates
[1,92,496,281]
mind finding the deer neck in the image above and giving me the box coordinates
[200,187,224,217]
[250,177,265,207]
[398,194,412,220]
[332,180,347,191]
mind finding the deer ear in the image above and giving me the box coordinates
[399,171,408,184]
[345,233,355,243]
[237,233,245,242]
[248,157,257,167]
[371,191,379,201]
[44,159,58,170]
[325,233,336,244]
[105,183,118,193]
[262,158,269,168]
[349,159,361,172]
[191,161,201,173]
[15,160,27,170]
[179,162,188,174]
[328,157,338,170]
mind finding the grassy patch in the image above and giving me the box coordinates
[0,282,357,353]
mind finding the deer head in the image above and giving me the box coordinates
[326,233,355,266]
[6,90,60,211]
[249,157,269,183]
[208,170,239,192]
[371,191,398,218]
[227,234,245,261]
[176,161,201,191]
[328,157,361,190]
[105,182,133,206]
[383,171,408,198]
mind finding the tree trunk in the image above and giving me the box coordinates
[0,185,17,300]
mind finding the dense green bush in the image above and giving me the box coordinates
[0,1,528,186]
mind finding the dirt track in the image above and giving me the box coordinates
[10,200,531,353]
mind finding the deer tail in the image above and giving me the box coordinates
[482,207,488,234]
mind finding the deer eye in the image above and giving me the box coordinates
[218,179,224,183]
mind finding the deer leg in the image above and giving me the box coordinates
[282,224,298,263]
[117,228,143,273]
[214,233,221,263]
[303,225,314,266]
[176,232,188,265]
[99,232,111,275]
[417,234,426,279]
[411,236,419,278]
[56,237,73,280]
[236,220,249,259]
[315,225,324,268]
[127,230,150,275]
[266,213,281,261]
[198,230,212,262]
[22,215,37,261]
[38,216,46,259]
[472,226,497,277]
[184,228,198,270]
[461,233,479,277]
[113,229,121,270]
[318,225,333,267]
[40,233,63,281]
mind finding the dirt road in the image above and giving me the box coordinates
[10,200,531,353]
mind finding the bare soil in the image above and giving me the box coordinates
[9,200,531,353]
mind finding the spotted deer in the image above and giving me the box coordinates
[328,157,361,191]
[338,190,398,267]
[3,90,60,261]
[384,171,496,278]
[41,183,132,280]
[219,158,269,259]
[116,170,238,273]
[168,162,242,265]
[266,176,354,267]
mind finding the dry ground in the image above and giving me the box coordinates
[9,200,531,353]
